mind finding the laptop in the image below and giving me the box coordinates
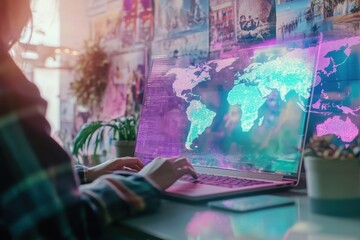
[135,37,321,201]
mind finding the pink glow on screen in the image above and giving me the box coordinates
[208,58,238,72]
[316,116,359,143]
[168,67,211,100]
[338,106,360,116]
[312,99,321,109]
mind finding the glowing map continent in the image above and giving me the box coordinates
[316,116,359,143]
[185,100,216,149]
[228,47,316,131]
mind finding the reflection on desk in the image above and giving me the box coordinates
[112,190,360,240]
[186,204,297,240]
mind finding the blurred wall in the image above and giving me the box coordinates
[59,0,90,149]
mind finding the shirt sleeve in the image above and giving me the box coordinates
[0,55,161,239]
[74,164,90,184]
[80,174,161,224]
[0,111,161,239]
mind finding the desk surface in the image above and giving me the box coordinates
[110,190,360,240]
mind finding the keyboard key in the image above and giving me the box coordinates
[180,173,268,188]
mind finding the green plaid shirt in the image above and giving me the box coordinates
[0,50,160,239]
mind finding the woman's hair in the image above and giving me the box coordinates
[0,1,10,49]
[0,0,32,51]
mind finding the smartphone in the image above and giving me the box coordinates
[208,195,295,213]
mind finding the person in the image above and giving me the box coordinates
[239,15,247,30]
[0,0,197,239]
[192,0,204,23]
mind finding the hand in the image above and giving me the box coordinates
[87,157,145,181]
[139,157,197,190]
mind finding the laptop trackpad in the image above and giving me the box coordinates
[165,180,236,197]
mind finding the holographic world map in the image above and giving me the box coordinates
[136,36,360,175]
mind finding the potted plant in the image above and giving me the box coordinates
[70,41,110,114]
[72,115,139,162]
[302,135,360,217]
[112,116,138,157]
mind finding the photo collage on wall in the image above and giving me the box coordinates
[90,0,123,51]
[137,0,154,44]
[276,0,360,41]
[208,0,277,58]
[152,31,209,59]
[89,0,154,49]
[88,0,153,120]
[102,49,146,119]
[209,0,236,51]
[84,0,360,148]
[152,0,210,61]
[121,0,154,47]
[120,0,138,48]
[235,0,276,45]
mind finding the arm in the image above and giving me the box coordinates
[0,111,161,239]
[74,157,145,184]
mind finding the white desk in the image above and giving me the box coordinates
[109,190,360,240]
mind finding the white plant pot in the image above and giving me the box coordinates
[114,140,136,158]
[304,156,360,216]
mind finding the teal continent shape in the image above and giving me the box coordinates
[185,100,216,150]
[228,48,316,132]
[228,84,266,132]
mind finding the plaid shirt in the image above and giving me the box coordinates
[0,50,160,239]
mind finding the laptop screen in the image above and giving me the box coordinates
[136,38,320,177]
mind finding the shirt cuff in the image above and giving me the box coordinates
[111,171,162,191]
[75,165,89,184]
[80,174,161,224]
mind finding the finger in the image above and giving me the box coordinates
[119,157,141,164]
[135,159,145,168]
[113,157,138,162]
[119,158,139,167]
[123,160,143,170]
[177,166,198,179]
[174,158,195,170]
[122,166,138,172]
[135,164,144,170]
[129,164,142,171]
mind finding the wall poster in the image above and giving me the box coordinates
[102,49,147,119]
[235,0,276,44]
[136,0,154,44]
[154,0,209,39]
[210,0,236,51]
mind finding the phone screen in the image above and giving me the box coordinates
[208,195,295,212]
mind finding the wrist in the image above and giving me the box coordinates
[87,167,100,182]
[143,176,162,191]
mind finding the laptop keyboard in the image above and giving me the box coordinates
[180,173,269,188]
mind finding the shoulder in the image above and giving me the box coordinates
[0,51,47,116]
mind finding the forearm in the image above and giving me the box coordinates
[80,174,161,224]
[0,116,160,238]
